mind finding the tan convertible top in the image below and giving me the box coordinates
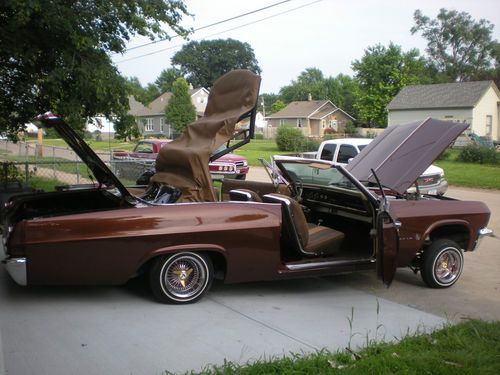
[151,69,261,202]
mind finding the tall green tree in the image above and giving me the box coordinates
[114,114,140,141]
[280,68,327,102]
[172,39,261,88]
[0,0,189,133]
[124,77,160,105]
[411,9,497,81]
[352,43,430,127]
[155,67,183,93]
[165,78,196,135]
[270,100,286,114]
[323,74,359,118]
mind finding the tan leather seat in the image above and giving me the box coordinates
[229,189,263,202]
[263,193,344,256]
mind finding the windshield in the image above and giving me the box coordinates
[358,145,368,151]
[279,161,356,190]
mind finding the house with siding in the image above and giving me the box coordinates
[265,98,355,137]
[387,81,500,141]
[131,87,209,138]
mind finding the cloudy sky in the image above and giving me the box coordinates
[112,0,500,94]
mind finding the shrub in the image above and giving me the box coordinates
[458,145,498,164]
[324,128,337,135]
[254,133,264,140]
[323,134,336,140]
[303,138,320,152]
[275,127,306,152]
[344,121,357,135]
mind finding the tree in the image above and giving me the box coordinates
[155,67,183,93]
[352,43,431,127]
[270,100,286,114]
[172,39,261,88]
[411,9,497,81]
[124,77,160,105]
[114,114,140,141]
[0,1,189,134]
[165,78,196,135]
[258,93,279,115]
[323,74,359,118]
[280,68,327,102]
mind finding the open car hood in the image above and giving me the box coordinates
[34,112,133,200]
[346,118,468,194]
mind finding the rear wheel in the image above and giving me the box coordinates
[421,239,463,288]
[149,252,213,304]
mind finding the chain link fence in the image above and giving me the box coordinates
[0,140,152,192]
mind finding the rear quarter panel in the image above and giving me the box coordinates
[17,202,282,285]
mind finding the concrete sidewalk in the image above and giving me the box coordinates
[0,268,445,375]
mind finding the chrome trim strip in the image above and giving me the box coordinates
[2,257,27,286]
[286,258,375,271]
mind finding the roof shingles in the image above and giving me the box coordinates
[387,81,494,110]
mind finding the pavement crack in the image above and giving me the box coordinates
[208,297,319,351]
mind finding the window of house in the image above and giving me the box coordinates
[297,118,302,128]
[329,119,338,131]
[143,118,154,132]
[322,120,326,129]
[160,118,165,133]
[486,115,493,138]
[280,119,286,126]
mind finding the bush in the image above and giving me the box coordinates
[323,134,336,140]
[275,127,306,152]
[344,121,357,135]
[458,145,498,164]
[254,133,264,140]
[303,138,320,152]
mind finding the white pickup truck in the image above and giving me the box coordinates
[317,138,448,195]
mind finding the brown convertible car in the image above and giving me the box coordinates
[1,70,493,304]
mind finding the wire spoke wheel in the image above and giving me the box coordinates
[422,239,463,288]
[150,252,213,304]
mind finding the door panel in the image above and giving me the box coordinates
[376,209,400,286]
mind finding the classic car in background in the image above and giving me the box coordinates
[112,139,249,182]
[0,71,493,304]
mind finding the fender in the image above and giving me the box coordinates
[136,243,227,270]
[421,219,473,250]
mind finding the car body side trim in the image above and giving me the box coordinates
[285,258,375,271]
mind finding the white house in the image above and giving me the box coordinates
[387,81,500,141]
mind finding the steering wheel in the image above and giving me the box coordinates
[286,170,303,200]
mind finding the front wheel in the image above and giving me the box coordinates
[149,252,213,304]
[421,239,463,288]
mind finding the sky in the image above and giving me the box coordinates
[112,0,500,95]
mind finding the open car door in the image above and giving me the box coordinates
[376,198,400,286]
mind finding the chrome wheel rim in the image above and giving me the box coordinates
[161,254,208,301]
[434,248,462,285]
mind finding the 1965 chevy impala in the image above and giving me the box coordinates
[1,70,493,304]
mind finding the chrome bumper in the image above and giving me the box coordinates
[473,227,494,251]
[2,257,27,285]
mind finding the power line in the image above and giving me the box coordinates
[115,0,323,64]
[121,0,291,54]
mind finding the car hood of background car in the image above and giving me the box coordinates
[34,112,133,200]
[345,118,468,195]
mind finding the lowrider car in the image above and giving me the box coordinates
[0,71,493,304]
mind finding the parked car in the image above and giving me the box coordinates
[112,139,249,181]
[317,138,448,195]
[0,72,493,304]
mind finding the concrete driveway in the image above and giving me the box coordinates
[0,266,444,375]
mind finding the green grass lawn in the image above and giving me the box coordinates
[28,138,134,151]
[232,139,280,166]
[194,320,500,374]
[435,160,500,189]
